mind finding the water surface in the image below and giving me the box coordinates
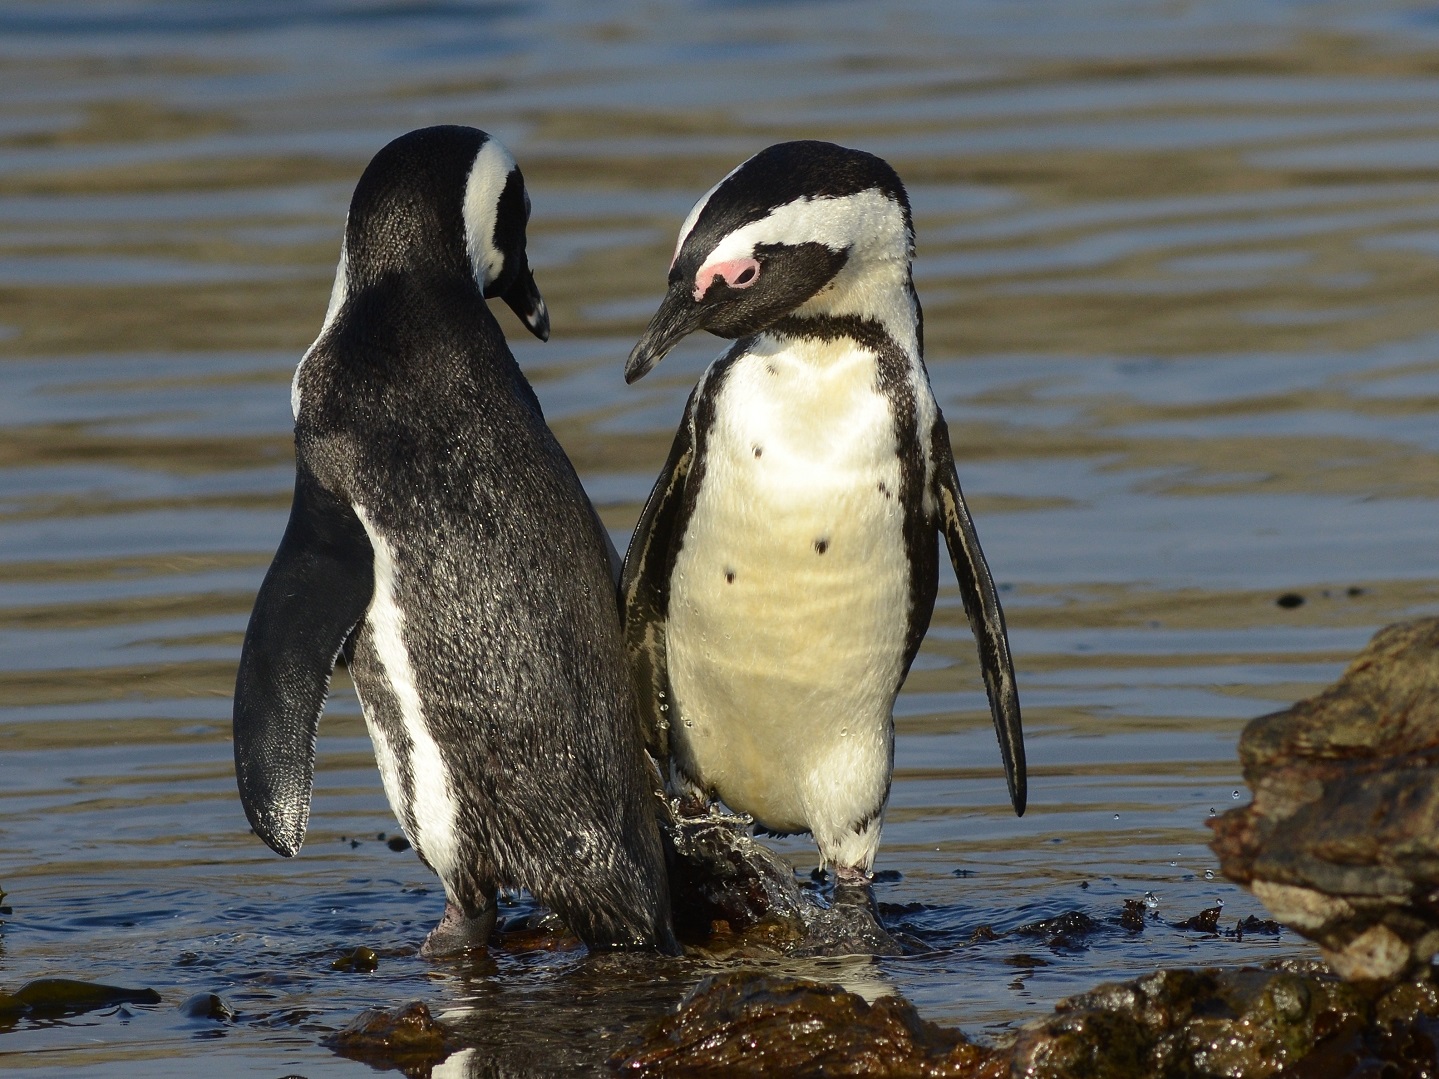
[4,1,1439,1074]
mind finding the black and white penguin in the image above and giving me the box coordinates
[621,141,1026,890]
[233,125,677,956]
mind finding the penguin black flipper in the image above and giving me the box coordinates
[233,466,374,857]
[619,391,697,766]
[930,416,1027,817]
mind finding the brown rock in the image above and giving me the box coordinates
[612,972,1002,1078]
[323,1000,455,1077]
[1010,963,1439,1078]
[1210,618,1439,980]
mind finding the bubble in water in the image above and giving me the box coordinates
[1169,860,1178,867]
[1143,891,1159,910]
[1216,898,1225,908]
[1232,789,1241,799]
[1208,807,1216,817]
[1204,869,1215,880]
[1113,813,1120,821]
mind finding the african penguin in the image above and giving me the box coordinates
[233,125,677,956]
[620,140,1026,889]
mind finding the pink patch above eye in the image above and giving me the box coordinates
[693,257,761,300]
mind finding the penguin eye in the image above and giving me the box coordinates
[734,266,756,285]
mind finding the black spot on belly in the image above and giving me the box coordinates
[753,445,763,458]
[877,481,891,498]
[766,364,778,376]
[724,568,735,584]
[814,538,829,555]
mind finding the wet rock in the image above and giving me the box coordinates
[331,945,379,973]
[612,971,1001,1077]
[323,1000,455,1077]
[1010,962,1439,1079]
[1014,910,1099,951]
[665,809,904,956]
[178,992,235,1021]
[1174,905,1223,934]
[1211,618,1439,980]
[1119,898,1147,932]
[0,978,161,1018]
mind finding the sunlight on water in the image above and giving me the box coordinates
[3,1,1439,1073]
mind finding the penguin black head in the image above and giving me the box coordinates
[338,125,549,341]
[626,141,914,383]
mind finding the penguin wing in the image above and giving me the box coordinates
[619,391,697,766]
[931,416,1027,817]
[233,467,374,857]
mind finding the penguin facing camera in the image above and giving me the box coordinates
[621,140,1026,913]
[233,125,678,956]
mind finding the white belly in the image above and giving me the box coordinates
[667,341,910,862]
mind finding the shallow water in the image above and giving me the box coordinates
[4,1,1439,1074]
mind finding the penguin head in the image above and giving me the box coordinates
[341,125,549,340]
[626,141,914,382]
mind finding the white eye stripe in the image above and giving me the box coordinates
[702,188,904,267]
[462,137,518,289]
[671,157,748,269]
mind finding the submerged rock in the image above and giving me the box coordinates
[1210,618,1439,980]
[0,978,161,1019]
[613,971,1001,1077]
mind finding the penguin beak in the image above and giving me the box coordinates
[626,283,708,384]
[500,263,550,342]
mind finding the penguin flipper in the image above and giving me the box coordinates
[233,468,374,857]
[931,417,1027,817]
[619,392,697,766]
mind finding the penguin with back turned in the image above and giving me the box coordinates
[621,141,1026,894]
[233,125,677,956]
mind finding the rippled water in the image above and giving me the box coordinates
[4,1,1439,1074]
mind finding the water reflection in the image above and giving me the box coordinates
[3,1,1439,1074]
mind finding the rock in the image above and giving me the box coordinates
[614,966,1439,1078]
[1210,618,1439,980]
[665,809,906,956]
[0,978,161,1018]
[323,1000,455,1076]
[330,945,379,973]
[178,992,235,1021]
[612,972,1001,1077]
[1010,962,1439,1078]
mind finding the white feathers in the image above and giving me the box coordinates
[666,337,910,873]
[352,505,462,890]
[292,236,349,420]
[462,137,519,290]
[705,187,908,268]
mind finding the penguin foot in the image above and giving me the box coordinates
[795,874,905,957]
[419,899,497,959]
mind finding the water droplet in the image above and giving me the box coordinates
[682,720,693,729]
[1204,870,1215,881]
[839,727,848,737]
[1169,860,1178,867]
[659,703,669,713]
[1231,789,1241,800]
[1208,807,1216,817]
[1143,891,1159,910]
[1113,813,1120,821]
[1216,898,1225,908]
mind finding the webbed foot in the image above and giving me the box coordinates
[419,898,497,959]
